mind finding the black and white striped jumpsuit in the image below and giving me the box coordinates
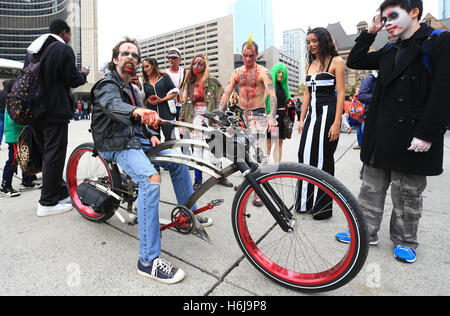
[297,59,339,219]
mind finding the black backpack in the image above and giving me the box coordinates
[383,29,448,75]
[422,29,447,75]
[6,41,58,126]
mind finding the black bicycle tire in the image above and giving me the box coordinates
[66,143,120,223]
[231,162,369,293]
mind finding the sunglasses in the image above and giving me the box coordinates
[168,56,180,60]
[120,51,139,60]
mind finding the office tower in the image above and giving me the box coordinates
[0,0,98,82]
[283,28,307,84]
[232,0,275,53]
[139,15,234,87]
[259,47,300,95]
[438,0,450,19]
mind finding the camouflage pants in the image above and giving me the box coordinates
[359,165,427,249]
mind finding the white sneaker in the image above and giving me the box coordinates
[59,196,72,205]
[37,203,73,217]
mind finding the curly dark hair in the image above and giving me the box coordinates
[306,27,339,73]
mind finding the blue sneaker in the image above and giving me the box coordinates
[336,232,379,246]
[394,246,417,263]
[336,232,351,244]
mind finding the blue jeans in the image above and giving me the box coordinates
[356,123,365,147]
[99,137,197,264]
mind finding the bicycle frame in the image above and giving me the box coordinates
[67,113,369,292]
[147,119,294,233]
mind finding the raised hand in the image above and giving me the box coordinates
[368,15,386,34]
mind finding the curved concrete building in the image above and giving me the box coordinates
[0,0,98,84]
[0,0,77,61]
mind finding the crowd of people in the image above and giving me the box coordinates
[73,100,92,121]
[0,0,449,286]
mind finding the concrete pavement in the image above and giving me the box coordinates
[0,120,449,296]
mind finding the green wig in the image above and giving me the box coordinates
[265,63,290,114]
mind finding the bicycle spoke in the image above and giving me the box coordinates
[233,167,367,291]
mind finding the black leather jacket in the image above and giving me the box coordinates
[91,70,158,151]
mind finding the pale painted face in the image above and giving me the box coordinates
[382,6,413,38]
[116,43,139,76]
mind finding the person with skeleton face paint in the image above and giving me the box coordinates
[344,0,450,264]
[381,5,420,40]
[180,54,234,191]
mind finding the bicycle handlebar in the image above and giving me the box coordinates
[158,111,255,163]
[160,110,244,130]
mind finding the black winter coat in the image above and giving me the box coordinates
[25,36,87,124]
[91,71,158,151]
[347,24,450,176]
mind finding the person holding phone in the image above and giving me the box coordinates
[142,58,178,141]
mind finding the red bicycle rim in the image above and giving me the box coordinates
[237,174,358,287]
[67,149,110,219]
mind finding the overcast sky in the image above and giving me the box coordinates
[97,0,439,66]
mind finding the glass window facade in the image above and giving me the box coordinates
[0,0,75,62]
[438,0,450,19]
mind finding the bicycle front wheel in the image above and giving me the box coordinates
[232,163,368,293]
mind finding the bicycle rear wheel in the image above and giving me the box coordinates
[232,163,368,293]
[66,143,120,222]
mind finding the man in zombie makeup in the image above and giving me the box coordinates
[91,37,201,285]
[219,37,278,206]
[344,0,450,264]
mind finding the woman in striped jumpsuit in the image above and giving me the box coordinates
[297,27,346,220]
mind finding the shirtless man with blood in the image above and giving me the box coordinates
[220,39,277,149]
[219,38,277,206]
